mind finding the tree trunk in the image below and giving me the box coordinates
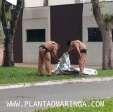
[44,0,48,6]
[101,27,113,69]
[3,28,14,66]
[91,0,113,69]
[1,0,24,66]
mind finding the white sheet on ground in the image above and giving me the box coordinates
[52,52,98,75]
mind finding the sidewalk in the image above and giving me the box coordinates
[0,76,113,90]
[15,63,37,68]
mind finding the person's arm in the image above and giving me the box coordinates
[51,43,59,59]
[75,43,81,57]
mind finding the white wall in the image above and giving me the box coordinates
[48,0,75,6]
[25,0,44,7]
[24,0,76,7]
[22,7,50,64]
[82,2,113,65]
[24,0,113,7]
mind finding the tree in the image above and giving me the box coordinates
[0,0,24,66]
[43,0,48,6]
[91,0,113,69]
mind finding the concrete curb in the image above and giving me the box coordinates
[0,77,113,90]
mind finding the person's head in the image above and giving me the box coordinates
[50,42,59,58]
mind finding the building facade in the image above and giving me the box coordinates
[14,1,113,65]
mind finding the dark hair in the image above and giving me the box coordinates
[67,40,71,46]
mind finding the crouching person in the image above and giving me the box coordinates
[38,41,59,76]
[68,40,87,76]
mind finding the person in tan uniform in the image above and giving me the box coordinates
[38,41,59,76]
[68,40,87,75]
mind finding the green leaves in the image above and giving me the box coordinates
[103,14,113,23]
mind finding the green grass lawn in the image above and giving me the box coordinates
[0,67,75,84]
[98,69,113,77]
[33,98,113,112]
[0,66,113,84]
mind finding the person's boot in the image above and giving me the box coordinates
[79,71,84,77]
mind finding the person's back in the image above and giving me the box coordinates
[38,41,59,75]
[71,40,87,50]
[68,40,87,76]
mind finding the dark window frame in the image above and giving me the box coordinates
[26,29,46,42]
[88,27,113,42]
[88,28,102,42]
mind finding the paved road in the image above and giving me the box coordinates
[0,80,113,112]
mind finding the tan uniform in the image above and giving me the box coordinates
[68,40,87,74]
[38,41,59,75]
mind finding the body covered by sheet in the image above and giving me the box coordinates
[52,52,98,75]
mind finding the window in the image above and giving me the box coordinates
[88,28,102,42]
[27,29,45,42]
